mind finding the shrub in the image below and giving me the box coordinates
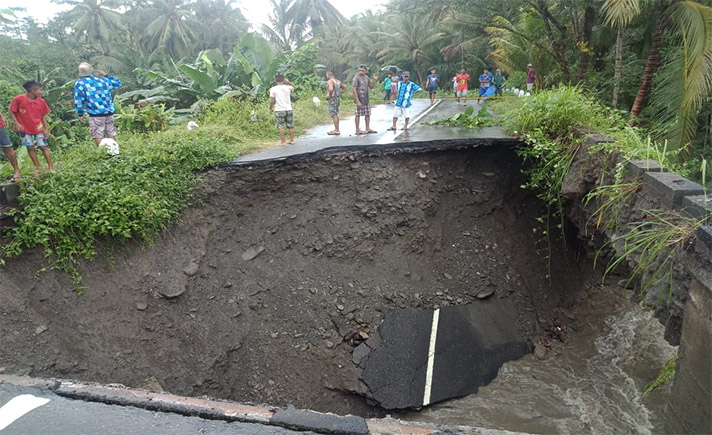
[0,126,255,290]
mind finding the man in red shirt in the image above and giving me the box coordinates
[9,80,53,173]
[455,68,471,106]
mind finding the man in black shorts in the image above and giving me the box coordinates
[425,69,440,106]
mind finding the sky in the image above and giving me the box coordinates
[1,0,387,28]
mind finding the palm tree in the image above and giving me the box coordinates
[289,0,344,38]
[648,1,712,152]
[192,0,249,52]
[0,8,14,25]
[629,1,671,119]
[143,0,198,59]
[262,0,304,52]
[602,0,642,108]
[61,0,125,53]
[376,14,447,85]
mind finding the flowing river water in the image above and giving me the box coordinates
[396,283,677,434]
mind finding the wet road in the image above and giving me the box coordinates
[0,384,304,435]
[236,99,511,164]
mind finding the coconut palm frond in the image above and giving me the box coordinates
[602,0,642,28]
[652,1,712,150]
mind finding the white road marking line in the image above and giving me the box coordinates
[392,99,443,141]
[422,308,440,406]
[0,394,51,430]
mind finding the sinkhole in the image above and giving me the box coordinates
[0,143,594,418]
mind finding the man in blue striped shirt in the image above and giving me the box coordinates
[387,71,422,132]
[74,62,122,145]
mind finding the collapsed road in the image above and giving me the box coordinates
[0,139,594,417]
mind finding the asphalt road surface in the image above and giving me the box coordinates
[0,384,307,435]
[237,99,510,164]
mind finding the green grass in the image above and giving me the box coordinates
[596,210,705,301]
[0,94,345,290]
[643,356,677,395]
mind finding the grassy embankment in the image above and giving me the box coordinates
[0,95,353,289]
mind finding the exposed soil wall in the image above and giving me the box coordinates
[0,145,594,415]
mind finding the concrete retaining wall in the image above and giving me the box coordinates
[665,253,712,434]
[562,133,711,433]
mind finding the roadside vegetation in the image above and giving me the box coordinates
[493,86,709,305]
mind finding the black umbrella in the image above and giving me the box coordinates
[381,65,401,72]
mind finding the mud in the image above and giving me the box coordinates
[0,145,595,416]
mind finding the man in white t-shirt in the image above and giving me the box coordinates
[269,74,296,145]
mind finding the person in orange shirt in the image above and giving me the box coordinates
[9,80,53,173]
[455,68,471,106]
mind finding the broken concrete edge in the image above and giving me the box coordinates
[681,195,712,221]
[697,226,712,255]
[223,137,522,168]
[614,153,710,221]
[625,159,668,178]
[642,172,707,209]
[0,374,448,434]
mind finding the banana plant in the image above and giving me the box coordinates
[128,33,275,107]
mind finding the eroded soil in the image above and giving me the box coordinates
[0,145,593,416]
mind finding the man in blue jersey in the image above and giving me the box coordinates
[425,69,440,106]
[387,71,422,132]
[478,68,492,103]
[74,62,122,146]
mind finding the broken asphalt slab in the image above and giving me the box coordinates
[359,302,530,410]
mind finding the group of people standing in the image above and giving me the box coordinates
[0,62,121,181]
[451,67,512,105]
[268,62,537,145]
[268,64,429,144]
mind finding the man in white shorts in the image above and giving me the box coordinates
[455,68,471,105]
[387,71,422,132]
[526,64,536,92]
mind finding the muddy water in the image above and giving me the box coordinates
[396,284,677,434]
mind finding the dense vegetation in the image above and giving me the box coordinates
[1,0,709,154]
[0,0,709,288]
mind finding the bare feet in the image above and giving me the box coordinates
[288,140,295,145]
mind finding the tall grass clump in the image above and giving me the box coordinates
[500,87,616,249]
[0,128,254,290]
[198,94,344,140]
[598,210,705,301]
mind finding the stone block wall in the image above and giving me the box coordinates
[561,133,711,432]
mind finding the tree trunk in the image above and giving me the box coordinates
[630,6,666,120]
[575,2,595,80]
[460,48,465,69]
[611,27,624,109]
